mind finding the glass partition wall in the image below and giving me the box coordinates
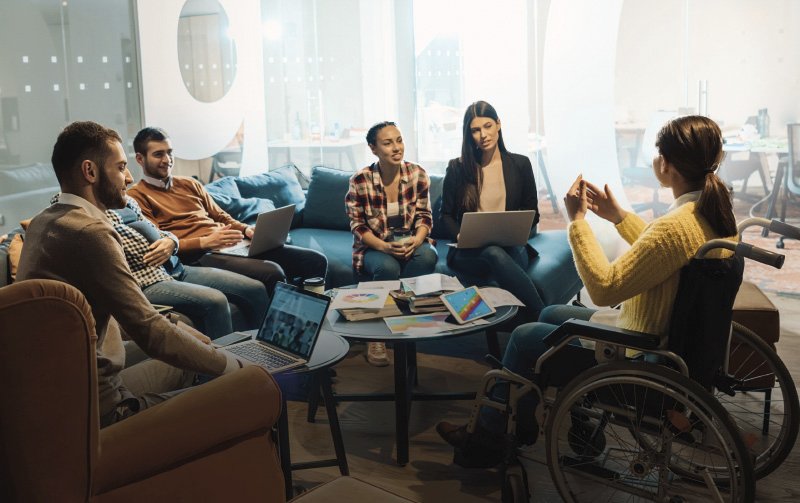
[1,0,798,221]
[0,0,141,173]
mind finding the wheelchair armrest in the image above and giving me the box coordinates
[542,319,661,351]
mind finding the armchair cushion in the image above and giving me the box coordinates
[95,366,282,495]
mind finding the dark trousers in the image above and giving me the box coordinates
[448,244,545,318]
[197,244,328,295]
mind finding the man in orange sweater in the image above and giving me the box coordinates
[127,127,327,294]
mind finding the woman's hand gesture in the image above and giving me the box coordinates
[564,175,589,222]
[583,181,627,225]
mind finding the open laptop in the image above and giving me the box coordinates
[214,204,295,257]
[220,282,330,373]
[448,210,537,249]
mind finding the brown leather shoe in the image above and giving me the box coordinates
[366,342,390,367]
[436,421,469,448]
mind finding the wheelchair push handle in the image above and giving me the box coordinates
[736,242,785,269]
[695,239,785,268]
[737,217,800,240]
[769,219,800,240]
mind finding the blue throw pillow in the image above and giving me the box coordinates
[210,193,276,225]
[303,166,352,230]
[206,176,276,224]
[235,164,306,208]
[205,175,241,198]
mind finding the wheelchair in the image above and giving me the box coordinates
[463,218,800,502]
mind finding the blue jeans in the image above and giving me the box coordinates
[361,243,438,280]
[143,266,269,339]
[448,245,544,318]
[479,304,596,438]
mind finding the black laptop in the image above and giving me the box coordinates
[220,282,330,373]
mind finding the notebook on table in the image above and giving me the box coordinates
[214,204,295,257]
[220,282,330,373]
[448,210,536,249]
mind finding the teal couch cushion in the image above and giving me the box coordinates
[303,166,351,231]
[235,164,306,208]
[428,174,447,239]
[289,228,356,287]
[205,176,276,225]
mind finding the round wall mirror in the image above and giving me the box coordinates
[177,0,237,102]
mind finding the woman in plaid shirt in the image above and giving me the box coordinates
[345,121,437,365]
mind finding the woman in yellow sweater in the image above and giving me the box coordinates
[437,115,737,467]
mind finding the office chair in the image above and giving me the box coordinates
[620,110,676,218]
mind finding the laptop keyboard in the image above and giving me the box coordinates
[227,342,297,368]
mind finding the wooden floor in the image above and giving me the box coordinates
[286,290,800,501]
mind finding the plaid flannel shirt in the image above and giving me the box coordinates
[345,161,433,272]
[105,197,178,289]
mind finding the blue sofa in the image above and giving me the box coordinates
[206,165,583,307]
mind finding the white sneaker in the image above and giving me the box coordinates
[366,342,390,367]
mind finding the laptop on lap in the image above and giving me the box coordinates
[221,282,330,373]
[449,210,537,249]
[214,204,295,257]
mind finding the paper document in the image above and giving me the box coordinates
[384,312,488,335]
[478,287,525,308]
[357,280,401,290]
[330,288,389,310]
[401,273,463,296]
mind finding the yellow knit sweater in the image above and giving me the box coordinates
[568,202,731,337]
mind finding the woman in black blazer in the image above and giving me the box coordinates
[441,100,543,319]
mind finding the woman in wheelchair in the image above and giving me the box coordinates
[437,115,738,467]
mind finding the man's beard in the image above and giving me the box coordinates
[97,167,126,209]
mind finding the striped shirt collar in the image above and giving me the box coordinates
[57,193,109,221]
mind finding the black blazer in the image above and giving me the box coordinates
[440,151,540,240]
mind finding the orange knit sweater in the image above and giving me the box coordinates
[127,176,249,256]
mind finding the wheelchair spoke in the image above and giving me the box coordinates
[716,323,800,479]
[546,362,754,502]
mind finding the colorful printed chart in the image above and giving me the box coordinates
[330,288,389,310]
[343,292,380,303]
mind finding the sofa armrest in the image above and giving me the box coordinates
[94,366,281,493]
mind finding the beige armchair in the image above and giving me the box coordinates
[0,279,285,502]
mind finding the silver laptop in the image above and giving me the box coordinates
[215,204,295,257]
[221,282,330,373]
[449,210,537,249]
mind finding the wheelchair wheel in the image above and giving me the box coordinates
[545,361,755,502]
[715,321,800,479]
[501,462,531,503]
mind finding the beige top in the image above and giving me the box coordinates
[479,160,506,212]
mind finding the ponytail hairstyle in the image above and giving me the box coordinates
[456,101,508,212]
[655,115,736,237]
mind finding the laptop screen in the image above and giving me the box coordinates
[256,282,330,359]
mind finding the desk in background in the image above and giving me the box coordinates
[268,137,364,170]
[723,138,789,236]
